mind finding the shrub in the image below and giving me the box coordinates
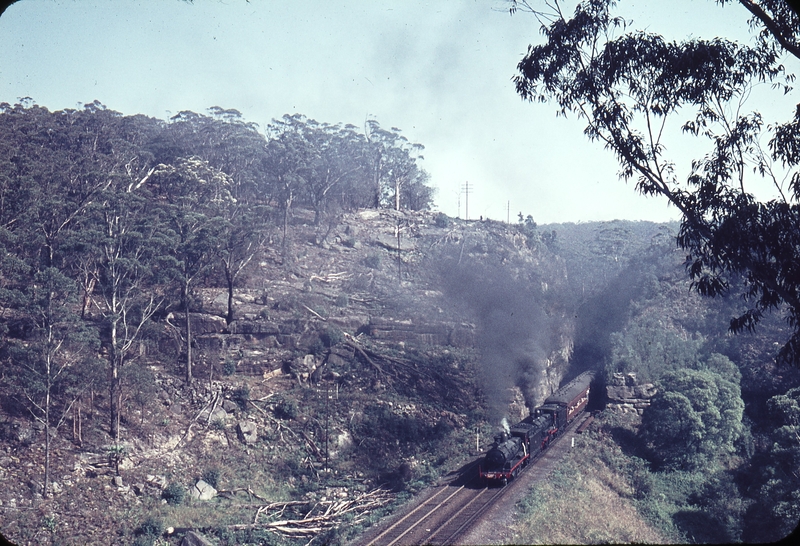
[321,326,344,347]
[162,482,185,505]
[202,468,220,488]
[275,398,298,420]
[309,337,326,355]
[334,293,349,308]
[364,253,382,269]
[231,386,250,411]
[134,516,162,541]
[222,359,237,376]
[434,212,452,228]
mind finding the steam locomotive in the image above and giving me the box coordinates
[478,370,595,485]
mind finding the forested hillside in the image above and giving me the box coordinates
[1,100,800,545]
[513,220,800,543]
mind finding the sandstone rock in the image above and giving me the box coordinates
[190,479,217,501]
[180,530,215,546]
[146,474,168,489]
[199,406,228,423]
[633,383,657,398]
[229,320,281,335]
[358,210,380,220]
[112,476,123,487]
[326,352,350,368]
[374,232,416,251]
[222,399,239,413]
[168,312,228,334]
[237,421,258,444]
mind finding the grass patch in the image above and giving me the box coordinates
[511,413,686,544]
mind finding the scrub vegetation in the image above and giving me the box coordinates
[0,97,799,544]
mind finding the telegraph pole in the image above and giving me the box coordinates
[462,181,471,220]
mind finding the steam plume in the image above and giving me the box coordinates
[440,256,554,422]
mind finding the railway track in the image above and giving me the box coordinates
[354,412,592,546]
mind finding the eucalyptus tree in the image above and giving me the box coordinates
[0,101,119,270]
[152,156,233,382]
[753,386,800,540]
[2,268,100,497]
[200,108,273,323]
[89,182,166,441]
[297,119,365,224]
[510,0,800,364]
[639,366,744,471]
[363,119,431,211]
[265,115,316,249]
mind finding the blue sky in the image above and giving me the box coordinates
[1,0,796,223]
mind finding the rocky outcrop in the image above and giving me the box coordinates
[189,479,217,501]
[606,373,657,414]
[368,317,475,347]
[236,421,258,445]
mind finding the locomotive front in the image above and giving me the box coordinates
[479,430,528,484]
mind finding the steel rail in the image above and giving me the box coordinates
[363,485,461,546]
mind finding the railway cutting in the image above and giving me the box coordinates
[351,383,594,546]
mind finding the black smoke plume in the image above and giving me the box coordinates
[439,256,554,422]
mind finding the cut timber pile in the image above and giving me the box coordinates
[223,488,394,537]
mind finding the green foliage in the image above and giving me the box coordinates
[512,412,750,544]
[162,482,185,505]
[222,359,237,376]
[516,213,539,249]
[433,212,451,228]
[274,398,298,420]
[364,253,382,269]
[333,292,349,308]
[133,516,163,546]
[606,318,703,383]
[202,467,220,488]
[745,387,800,541]
[511,0,800,364]
[320,326,344,348]
[639,368,744,471]
[231,386,250,412]
[308,337,326,356]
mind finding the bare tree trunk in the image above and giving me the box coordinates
[110,333,121,442]
[226,271,235,325]
[44,386,51,499]
[184,282,193,383]
[74,402,82,447]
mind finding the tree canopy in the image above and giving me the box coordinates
[510,0,800,365]
[639,366,745,471]
[0,100,434,441]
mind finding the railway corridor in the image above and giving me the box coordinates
[351,412,591,546]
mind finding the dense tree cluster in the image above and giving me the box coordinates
[0,99,433,495]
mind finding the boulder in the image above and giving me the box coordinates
[222,400,239,414]
[358,210,381,220]
[237,421,258,444]
[199,406,228,423]
[180,530,215,546]
[168,312,228,334]
[146,474,168,490]
[229,320,281,335]
[190,479,217,501]
[373,233,416,251]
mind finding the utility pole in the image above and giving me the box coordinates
[462,181,471,220]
